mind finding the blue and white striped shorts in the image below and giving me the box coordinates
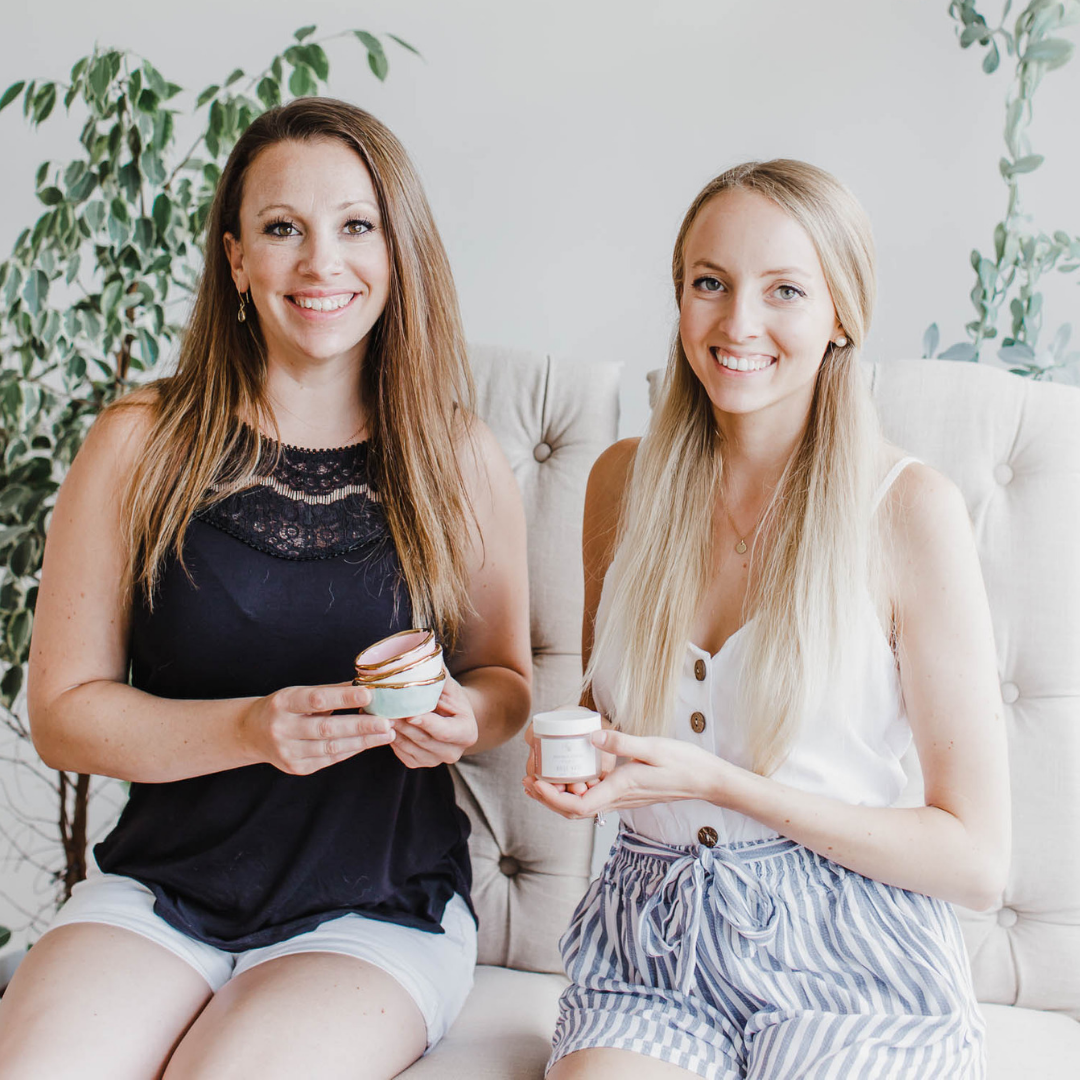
[549,828,985,1079]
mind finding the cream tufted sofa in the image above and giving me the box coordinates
[401,349,1080,1079]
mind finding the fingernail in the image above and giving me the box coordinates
[592,730,608,747]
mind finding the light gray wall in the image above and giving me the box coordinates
[1,0,1078,948]
[3,0,1079,437]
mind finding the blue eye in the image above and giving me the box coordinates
[693,276,724,292]
[775,284,805,301]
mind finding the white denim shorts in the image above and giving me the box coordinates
[47,861,476,1049]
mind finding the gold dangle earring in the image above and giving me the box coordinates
[237,290,250,323]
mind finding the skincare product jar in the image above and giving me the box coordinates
[533,706,603,783]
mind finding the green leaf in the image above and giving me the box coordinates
[209,98,225,135]
[1,666,23,711]
[137,327,160,366]
[136,88,160,113]
[353,29,381,51]
[196,84,220,108]
[939,342,978,362]
[294,24,317,41]
[288,63,318,98]
[982,40,1000,73]
[22,269,49,315]
[922,323,940,359]
[225,68,245,87]
[1010,154,1045,175]
[152,192,173,233]
[65,252,82,285]
[387,33,423,58]
[302,44,330,81]
[1022,38,1073,63]
[6,609,33,657]
[257,77,281,109]
[0,81,25,113]
[367,48,389,82]
[37,186,64,206]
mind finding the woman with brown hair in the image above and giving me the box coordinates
[0,98,531,1078]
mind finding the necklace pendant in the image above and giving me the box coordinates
[735,539,747,554]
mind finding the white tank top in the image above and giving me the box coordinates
[592,457,919,847]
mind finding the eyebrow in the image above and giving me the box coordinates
[691,259,813,278]
[255,200,379,217]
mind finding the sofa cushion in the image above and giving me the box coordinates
[455,345,621,973]
[401,965,566,1079]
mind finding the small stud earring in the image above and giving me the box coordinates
[237,290,249,324]
[834,335,848,348]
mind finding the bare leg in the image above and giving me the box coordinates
[162,952,427,1080]
[0,923,213,1080]
[549,1048,702,1079]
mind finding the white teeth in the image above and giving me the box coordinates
[292,294,353,312]
[713,349,773,372]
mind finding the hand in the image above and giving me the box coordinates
[523,728,725,820]
[388,674,479,769]
[523,720,614,796]
[240,681,395,775]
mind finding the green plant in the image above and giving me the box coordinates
[0,24,418,930]
[923,0,1080,381]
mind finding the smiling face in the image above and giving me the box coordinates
[223,137,391,375]
[679,187,843,428]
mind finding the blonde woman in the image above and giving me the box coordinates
[0,99,530,1079]
[526,160,1007,1079]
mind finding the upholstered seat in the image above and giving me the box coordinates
[400,350,1080,1079]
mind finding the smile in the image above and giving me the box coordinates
[288,293,356,312]
[711,348,776,373]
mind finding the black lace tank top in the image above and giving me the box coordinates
[94,435,473,951]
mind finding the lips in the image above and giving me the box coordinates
[710,347,777,373]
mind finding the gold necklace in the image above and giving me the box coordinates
[719,490,767,555]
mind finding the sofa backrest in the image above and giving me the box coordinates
[867,358,1080,1020]
[456,344,621,973]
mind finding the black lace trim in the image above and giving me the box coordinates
[194,436,390,561]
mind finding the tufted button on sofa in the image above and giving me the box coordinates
[401,351,1079,1079]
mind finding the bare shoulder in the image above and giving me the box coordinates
[587,437,640,509]
[68,386,160,485]
[455,413,515,494]
[882,458,972,553]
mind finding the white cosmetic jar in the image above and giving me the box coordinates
[533,706,603,783]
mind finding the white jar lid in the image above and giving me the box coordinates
[532,706,602,737]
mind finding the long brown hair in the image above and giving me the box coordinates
[117,98,476,646]
[587,160,883,773]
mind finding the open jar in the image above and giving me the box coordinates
[533,706,603,783]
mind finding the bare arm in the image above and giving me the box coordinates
[27,402,392,783]
[531,463,1011,910]
[580,438,639,710]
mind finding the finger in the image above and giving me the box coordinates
[404,711,471,742]
[530,779,604,819]
[308,728,397,761]
[297,683,373,715]
[593,728,651,763]
[307,714,392,742]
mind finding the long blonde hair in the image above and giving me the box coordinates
[114,98,476,647]
[588,160,883,773]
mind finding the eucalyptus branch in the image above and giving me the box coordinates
[925,1,1080,382]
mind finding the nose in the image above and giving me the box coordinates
[297,227,343,279]
[717,287,762,344]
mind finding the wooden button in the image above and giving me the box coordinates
[690,711,706,733]
[697,826,718,848]
[694,658,706,681]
